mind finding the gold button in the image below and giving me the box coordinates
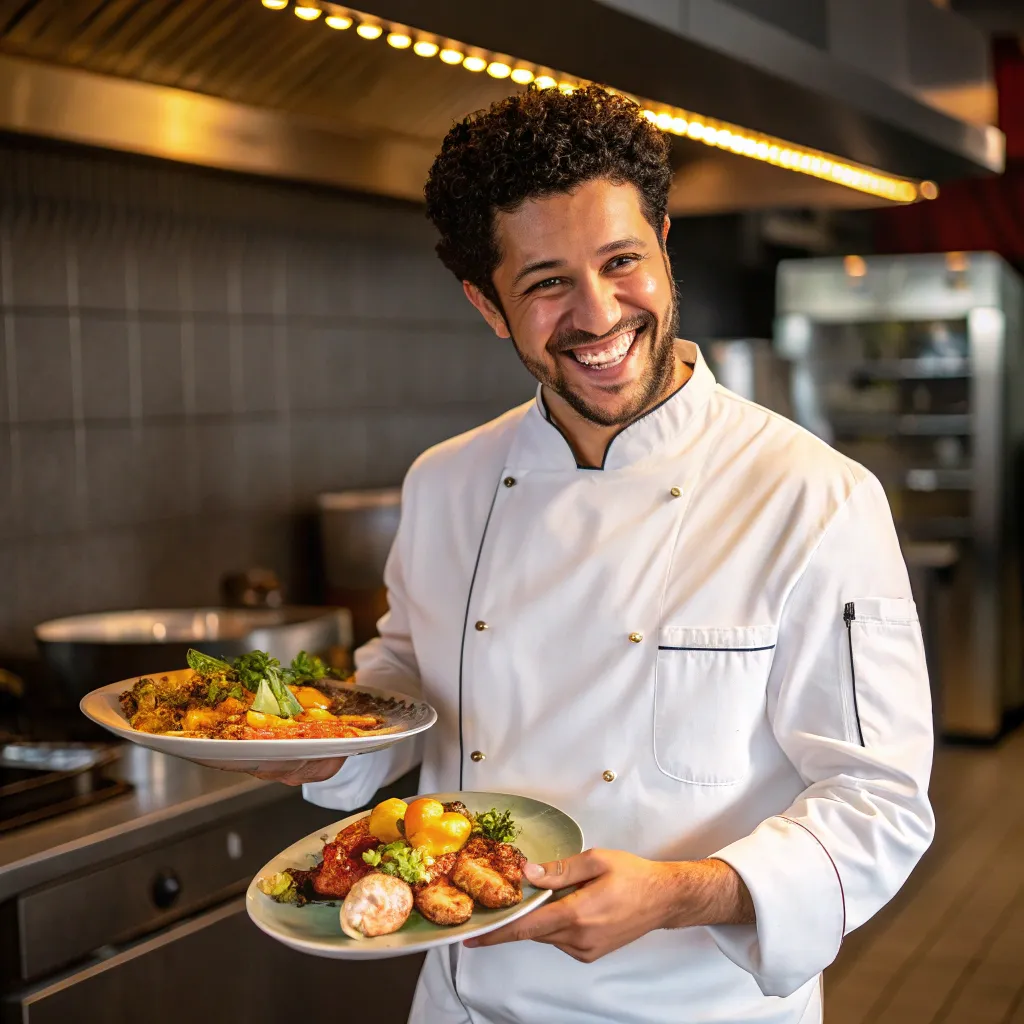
[470,751,486,762]
[504,476,516,487]
[670,486,682,498]
[628,632,643,644]
[475,620,488,631]
[602,770,617,782]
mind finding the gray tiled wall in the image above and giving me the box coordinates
[0,141,533,656]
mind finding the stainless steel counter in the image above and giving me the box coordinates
[0,744,288,903]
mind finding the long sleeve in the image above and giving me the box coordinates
[302,472,424,811]
[707,472,935,997]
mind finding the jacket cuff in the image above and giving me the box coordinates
[301,752,386,811]
[706,815,845,997]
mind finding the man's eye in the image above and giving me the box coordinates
[607,254,640,270]
[529,277,563,292]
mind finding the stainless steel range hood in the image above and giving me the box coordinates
[0,0,1004,214]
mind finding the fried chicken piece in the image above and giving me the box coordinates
[335,816,375,853]
[451,836,525,909]
[312,818,378,899]
[414,877,475,926]
[421,851,457,884]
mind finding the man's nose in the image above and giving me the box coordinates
[569,271,622,339]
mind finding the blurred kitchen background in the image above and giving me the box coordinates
[1,1,1023,1021]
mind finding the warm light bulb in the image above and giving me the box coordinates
[670,117,688,135]
[920,180,939,200]
[439,48,464,64]
[356,22,382,39]
[534,75,557,89]
[510,67,534,84]
[413,40,439,57]
[262,0,288,9]
[325,14,351,28]
[558,82,575,94]
[655,113,673,131]
[844,255,867,278]
[487,62,512,78]
[387,32,412,48]
[294,5,322,20]
[642,109,657,122]
[462,56,487,72]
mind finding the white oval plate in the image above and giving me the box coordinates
[245,791,584,960]
[80,669,437,771]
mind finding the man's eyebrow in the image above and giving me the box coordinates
[596,235,646,255]
[511,237,647,289]
[512,259,564,289]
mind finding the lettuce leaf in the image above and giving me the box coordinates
[362,841,430,885]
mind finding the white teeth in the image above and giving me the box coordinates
[572,330,636,369]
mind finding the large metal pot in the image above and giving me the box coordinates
[35,606,352,701]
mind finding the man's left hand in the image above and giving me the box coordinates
[463,849,754,963]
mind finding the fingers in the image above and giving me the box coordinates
[523,849,608,890]
[252,757,347,785]
[465,892,583,948]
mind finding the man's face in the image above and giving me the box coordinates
[481,178,678,428]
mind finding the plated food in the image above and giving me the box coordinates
[245,791,584,959]
[120,648,397,741]
[80,652,437,770]
[257,796,526,938]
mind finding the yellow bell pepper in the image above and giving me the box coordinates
[368,797,408,843]
[404,798,472,856]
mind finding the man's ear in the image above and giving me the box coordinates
[661,215,671,246]
[463,281,511,339]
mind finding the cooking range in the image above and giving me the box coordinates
[0,613,422,1024]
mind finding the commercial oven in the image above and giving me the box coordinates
[2,768,424,1024]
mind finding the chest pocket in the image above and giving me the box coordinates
[654,625,776,785]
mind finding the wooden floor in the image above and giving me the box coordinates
[824,725,1024,1024]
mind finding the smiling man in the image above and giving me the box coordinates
[289,86,935,1023]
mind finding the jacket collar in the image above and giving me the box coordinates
[506,340,717,472]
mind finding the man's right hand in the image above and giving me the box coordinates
[251,758,347,786]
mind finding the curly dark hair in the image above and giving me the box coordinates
[424,84,672,307]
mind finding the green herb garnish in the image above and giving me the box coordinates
[285,651,328,683]
[362,841,430,885]
[186,649,232,677]
[232,650,281,689]
[473,808,520,844]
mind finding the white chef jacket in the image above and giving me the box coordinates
[305,340,935,1024]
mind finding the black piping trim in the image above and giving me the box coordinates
[658,644,776,652]
[456,476,503,789]
[537,364,693,471]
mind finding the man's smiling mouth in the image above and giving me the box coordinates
[566,327,641,371]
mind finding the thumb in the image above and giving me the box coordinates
[523,850,606,890]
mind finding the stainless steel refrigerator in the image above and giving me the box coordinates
[774,252,1024,741]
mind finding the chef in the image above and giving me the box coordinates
[263,85,935,1023]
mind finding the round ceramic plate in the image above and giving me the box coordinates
[245,791,585,960]
[79,668,437,771]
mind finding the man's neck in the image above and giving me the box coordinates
[543,353,692,468]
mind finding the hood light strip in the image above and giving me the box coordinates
[262,0,937,204]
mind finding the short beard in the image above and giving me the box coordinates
[512,288,680,429]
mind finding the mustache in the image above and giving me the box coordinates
[548,312,655,355]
